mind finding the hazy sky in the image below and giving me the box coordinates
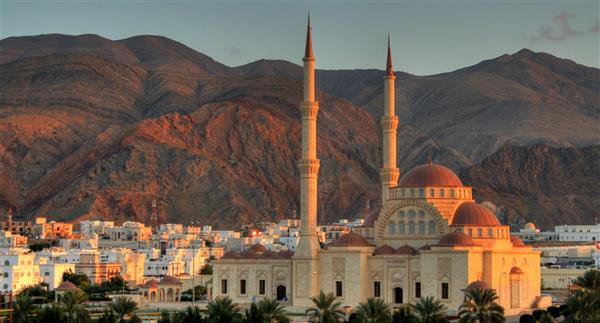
[1,1,598,75]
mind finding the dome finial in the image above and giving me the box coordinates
[427,152,433,164]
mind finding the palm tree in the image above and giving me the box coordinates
[38,302,66,323]
[411,297,447,323]
[109,296,140,323]
[158,310,185,323]
[258,297,289,323]
[182,306,206,323]
[573,269,600,290]
[458,288,505,323]
[355,298,391,323]
[306,291,346,323]
[565,288,600,322]
[392,305,418,323]
[244,302,262,323]
[98,309,119,323]
[61,289,90,323]
[207,296,243,323]
[12,295,35,323]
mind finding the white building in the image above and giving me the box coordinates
[0,252,41,292]
[79,220,114,238]
[556,224,600,242]
[39,262,75,290]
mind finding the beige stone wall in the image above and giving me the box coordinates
[213,259,292,304]
[540,267,588,289]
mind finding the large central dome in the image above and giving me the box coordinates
[399,163,463,187]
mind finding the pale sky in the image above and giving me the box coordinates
[1,0,599,75]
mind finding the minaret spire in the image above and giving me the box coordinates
[293,13,320,307]
[386,33,394,76]
[305,12,314,59]
[380,34,400,201]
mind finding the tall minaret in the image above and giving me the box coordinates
[380,35,400,201]
[293,13,320,306]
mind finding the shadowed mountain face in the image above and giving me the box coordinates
[0,34,598,227]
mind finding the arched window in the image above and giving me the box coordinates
[488,228,494,237]
[410,189,415,197]
[418,221,425,234]
[3,260,8,266]
[428,221,436,234]
[477,228,483,237]
[399,222,405,234]
[409,221,416,234]
[388,221,396,234]
[401,189,405,197]
[408,210,416,218]
[430,189,435,197]
[418,210,425,218]
[468,228,473,236]
[419,188,425,197]
[398,211,405,219]
[450,189,455,198]
[440,189,445,197]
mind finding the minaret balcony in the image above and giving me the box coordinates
[298,159,320,176]
[380,116,399,132]
[299,101,319,118]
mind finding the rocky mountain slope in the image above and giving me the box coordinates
[461,144,600,230]
[0,34,598,228]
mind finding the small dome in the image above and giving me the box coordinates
[437,232,477,246]
[362,206,381,227]
[373,244,395,255]
[399,163,463,187]
[329,232,373,247]
[452,202,501,226]
[143,279,158,288]
[239,250,258,259]
[159,275,182,284]
[277,250,294,259]
[56,281,78,291]
[248,244,268,253]
[396,244,417,256]
[510,235,526,247]
[524,222,536,230]
[260,250,278,258]
[221,250,240,259]
[510,267,523,275]
[463,280,491,291]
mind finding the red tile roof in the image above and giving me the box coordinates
[399,163,463,187]
[452,202,501,226]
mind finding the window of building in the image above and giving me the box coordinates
[418,221,425,234]
[477,228,483,237]
[410,189,415,197]
[221,279,228,294]
[488,228,494,237]
[240,279,247,294]
[468,228,473,236]
[3,260,8,266]
[259,279,266,295]
[419,188,425,197]
[441,283,449,299]
[398,211,405,218]
[440,189,445,197]
[415,282,421,298]
[388,221,396,234]
[418,210,425,218]
[374,281,381,298]
[399,222,405,234]
[429,221,436,234]
[335,281,343,297]
[450,189,455,198]
[430,189,435,197]
[409,222,416,234]
[408,210,416,218]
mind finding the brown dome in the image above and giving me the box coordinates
[56,281,78,291]
[159,275,181,284]
[362,206,381,227]
[399,163,463,187]
[278,250,295,259]
[452,202,501,226]
[221,250,240,259]
[396,244,417,255]
[510,235,526,247]
[239,250,259,259]
[248,244,268,253]
[329,232,373,247]
[373,244,395,255]
[463,280,491,291]
[510,267,523,274]
[437,232,477,246]
[143,279,158,288]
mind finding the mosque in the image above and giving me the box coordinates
[213,17,547,315]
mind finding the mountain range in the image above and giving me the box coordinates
[0,34,598,229]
